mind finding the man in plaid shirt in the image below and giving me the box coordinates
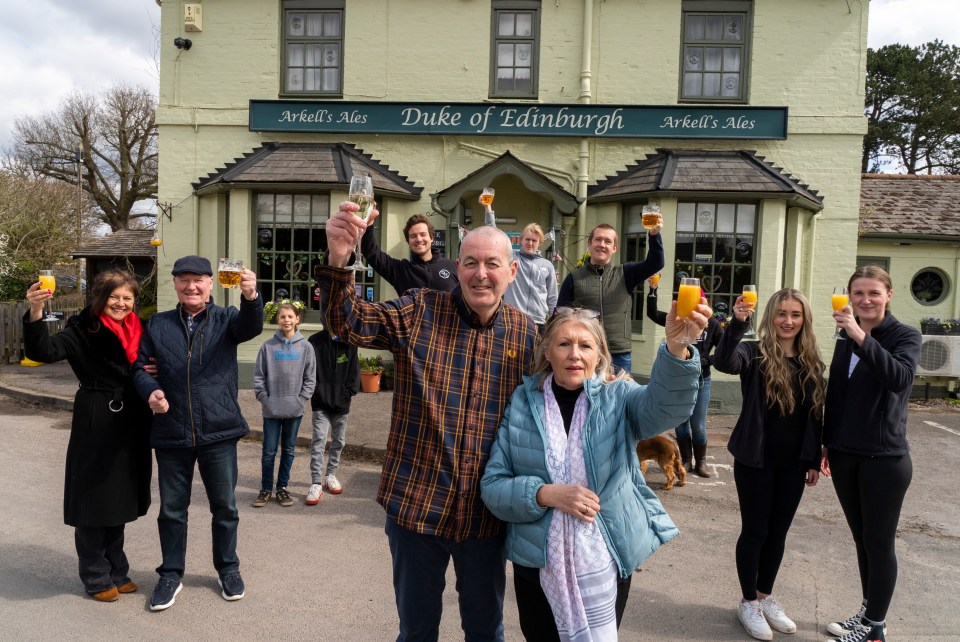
[318,202,538,641]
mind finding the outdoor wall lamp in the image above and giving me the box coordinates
[174,37,192,50]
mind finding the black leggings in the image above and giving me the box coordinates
[829,449,912,623]
[733,461,807,601]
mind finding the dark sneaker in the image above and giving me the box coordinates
[149,577,182,611]
[827,621,887,642]
[276,487,293,507]
[218,572,245,601]
[251,490,271,508]
[827,603,867,636]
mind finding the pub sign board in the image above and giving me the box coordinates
[249,100,788,140]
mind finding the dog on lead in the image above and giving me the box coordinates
[636,435,686,490]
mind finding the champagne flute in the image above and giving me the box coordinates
[38,270,58,322]
[742,284,757,337]
[676,277,701,344]
[348,175,375,271]
[831,286,849,340]
[649,272,662,288]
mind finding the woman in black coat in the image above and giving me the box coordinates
[24,269,152,603]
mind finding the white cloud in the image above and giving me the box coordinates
[868,0,960,49]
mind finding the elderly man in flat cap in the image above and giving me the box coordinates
[133,255,263,611]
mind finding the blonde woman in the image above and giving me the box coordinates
[712,288,826,641]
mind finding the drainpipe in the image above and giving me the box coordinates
[576,0,594,254]
[804,211,821,298]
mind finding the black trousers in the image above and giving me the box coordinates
[733,461,807,601]
[74,525,130,594]
[512,563,632,641]
[829,450,912,623]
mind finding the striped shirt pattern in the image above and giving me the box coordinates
[318,265,537,541]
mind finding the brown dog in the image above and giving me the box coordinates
[637,435,686,490]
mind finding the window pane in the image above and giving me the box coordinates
[736,205,756,233]
[677,203,696,231]
[703,73,721,96]
[306,13,323,36]
[724,15,743,41]
[686,16,705,40]
[287,69,303,90]
[498,68,515,91]
[683,73,702,97]
[275,195,293,223]
[721,73,740,97]
[498,43,515,66]
[293,195,311,225]
[324,12,341,37]
[323,44,339,67]
[684,47,704,71]
[515,69,531,92]
[705,15,723,40]
[723,47,741,71]
[303,69,320,91]
[313,195,330,222]
[498,12,515,37]
[322,68,339,91]
[516,13,532,36]
[704,47,722,71]
[716,204,736,233]
[516,43,532,67]
[696,204,716,232]
[305,44,322,66]
[288,44,304,66]
[288,13,305,37]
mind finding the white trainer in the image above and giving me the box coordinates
[305,483,323,505]
[760,595,797,633]
[325,474,343,494]
[738,599,773,641]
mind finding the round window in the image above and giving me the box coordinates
[911,268,950,305]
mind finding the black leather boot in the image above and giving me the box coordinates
[677,436,693,472]
[693,443,711,478]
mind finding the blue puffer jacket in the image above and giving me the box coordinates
[480,342,700,578]
[134,296,264,448]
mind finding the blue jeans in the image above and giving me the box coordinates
[155,438,240,580]
[261,416,302,490]
[611,351,632,375]
[675,375,711,446]
[385,516,506,642]
[311,410,348,483]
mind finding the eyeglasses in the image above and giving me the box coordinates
[552,306,601,320]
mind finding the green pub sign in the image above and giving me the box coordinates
[249,101,788,139]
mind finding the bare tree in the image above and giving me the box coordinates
[11,84,158,231]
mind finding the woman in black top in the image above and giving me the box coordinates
[712,287,825,641]
[821,266,920,642]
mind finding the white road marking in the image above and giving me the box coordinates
[923,420,960,437]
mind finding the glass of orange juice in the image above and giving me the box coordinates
[742,284,757,336]
[649,273,662,288]
[832,286,849,340]
[677,277,701,343]
[38,270,58,322]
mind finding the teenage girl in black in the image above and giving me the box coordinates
[821,265,921,642]
[713,288,825,641]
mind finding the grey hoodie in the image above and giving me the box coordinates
[503,250,558,324]
[253,329,317,419]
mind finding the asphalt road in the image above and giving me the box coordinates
[0,396,958,641]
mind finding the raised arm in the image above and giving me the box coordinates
[623,234,665,292]
[557,273,575,307]
[360,225,405,291]
[645,285,667,327]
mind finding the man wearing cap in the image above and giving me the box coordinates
[133,255,263,611]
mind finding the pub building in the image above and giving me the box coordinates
[155,0,867,405]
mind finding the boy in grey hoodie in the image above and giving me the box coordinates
[252,301,316,507]
[503,223,558,333]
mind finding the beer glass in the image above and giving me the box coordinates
[832,286,849,340]
[38,270,58,322]
[218,258,243,288]
[676,277,701,344]
[742,284,757,336]
[641,202,661,230]
[348,174,375,271]
[479,187,495,207]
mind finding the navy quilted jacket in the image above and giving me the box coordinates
[134,296,264,448]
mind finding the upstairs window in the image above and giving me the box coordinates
[680,1,751,102]
[491,1,541,98]
[282,1,344,96]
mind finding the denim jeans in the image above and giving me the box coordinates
[385,516,506,642]
[311,410,348,483]
[611,351,632,375]
[261,416,303,490]
[154,438,240,580]
[675,375,711,446]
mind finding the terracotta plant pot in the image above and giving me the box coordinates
[360,370,382,393]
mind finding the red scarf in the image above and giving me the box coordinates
[99,312,143,364]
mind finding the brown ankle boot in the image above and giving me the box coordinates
[693,443,711,478]
[677,436,693,472]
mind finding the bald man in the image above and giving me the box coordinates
[318,205,538,641]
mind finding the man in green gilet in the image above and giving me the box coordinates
[556,220,663,374]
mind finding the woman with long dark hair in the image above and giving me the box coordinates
[821,266,920,642]
[713,288,826,641]
[23,269,152,602]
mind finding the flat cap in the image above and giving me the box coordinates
[171,255,213,276]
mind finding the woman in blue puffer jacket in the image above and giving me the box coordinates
[481,301,709,641]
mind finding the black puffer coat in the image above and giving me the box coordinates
[24,310,152,528]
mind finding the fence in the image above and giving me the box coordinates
[0,293,85,363]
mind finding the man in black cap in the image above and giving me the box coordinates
[133,255,263,611]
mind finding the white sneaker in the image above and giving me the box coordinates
[325,474,343,494]
[738,599,773,641]
[760,595,796,633]
[305,483,323,505]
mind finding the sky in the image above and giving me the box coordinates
[0,0,957,155]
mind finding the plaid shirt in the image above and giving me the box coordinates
[318,265,537,541]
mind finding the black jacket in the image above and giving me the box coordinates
[24,309,152,527]
[824,313,920,457]
[308,329,360,414]
[133,296,264,448]
[646,287,723,378]
[361,227,458,295]
[712,318,822,469]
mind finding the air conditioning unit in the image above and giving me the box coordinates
[916,335,960,376]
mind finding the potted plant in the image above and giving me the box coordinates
[359,355,385,393]
[920,317,960,335]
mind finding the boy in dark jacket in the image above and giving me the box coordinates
[305,328,360,504]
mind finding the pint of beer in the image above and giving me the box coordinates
[479,187,495,206]
[641,203,661,230]
[218,258,243,288]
